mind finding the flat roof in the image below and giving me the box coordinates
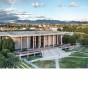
[0,31,68,37]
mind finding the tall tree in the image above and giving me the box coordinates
[0,49,20,68]
[2,38,15,52]
[62,35,76,45]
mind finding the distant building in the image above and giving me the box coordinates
[50,27,58,31]
[66,32,74,36]
[30,27,36,30]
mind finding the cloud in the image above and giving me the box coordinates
[0,8,19,22]
[0,8,49,22]
[0,0,28,5]
[32,2,45,8]
[0,0,15,5]
[69,2,79,7]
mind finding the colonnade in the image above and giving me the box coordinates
[15,35,63,50]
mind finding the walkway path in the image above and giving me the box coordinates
[23,59,39,69]
[67,56,88,58]
[72,50,88,54]
[40,47,71,60]
[20,47,73,68]
[29,62,38,68]
[55,59,60,68]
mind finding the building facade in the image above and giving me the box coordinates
[0,31,68,51]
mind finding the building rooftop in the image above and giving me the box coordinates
[0,31,68,37]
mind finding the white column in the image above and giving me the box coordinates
[61,35,63,45]
[44,36,45,48]
[27,36,29,50]
[48,35,50,46]
[33,36,34,49]
[34,36,36,48]
[39,36,41,48]
[53,35,55,46]
[49,35,52,46]
[47,35,48,47]
[57,35,58,45]
[20,37,22,51]
[29,37,31,48]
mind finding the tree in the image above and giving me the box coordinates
[6,53,20,68]
[69,36,76,45]
[1,49,10,58]
[0,53,6,68]
[0,49,20,68]
[62,35,76,45]
[80,39,88,46]
[1,37,15,52]
[62,35,69,44]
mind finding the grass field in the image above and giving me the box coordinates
[70,52,88,57]
[59,57,88,68]
[33,60,55,68]
[17,46,88,69]
[60,47,88,68]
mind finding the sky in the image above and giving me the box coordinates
[0,0,88,21]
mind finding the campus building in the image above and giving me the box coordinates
[0,31,68,57]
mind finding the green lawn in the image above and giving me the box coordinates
[70,52,88,57]
[27,55,42,61]
[33,60,55,68]
[59,57,88,68]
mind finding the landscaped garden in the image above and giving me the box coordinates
[17,46,88,69]
[59,46,88,68]
[33,60,55,68]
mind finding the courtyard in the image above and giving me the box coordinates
[16,46,88,69]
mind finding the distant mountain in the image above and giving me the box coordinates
[15,20,88,24]
[0,8,88,24]
[0,19,88,24]
[15,20,66,24]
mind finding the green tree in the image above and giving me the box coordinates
[62,35,76,45]
[2,38,15,52]
[69,36,76,45]
[0,53,5,68]
[1,49,10,58]
[62,35,69,44]
[7,53,20,68]
[0,49,20,68]
[80,39,88,46]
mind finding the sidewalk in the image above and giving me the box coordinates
[23,59,39,69]
[55,59,60,68]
